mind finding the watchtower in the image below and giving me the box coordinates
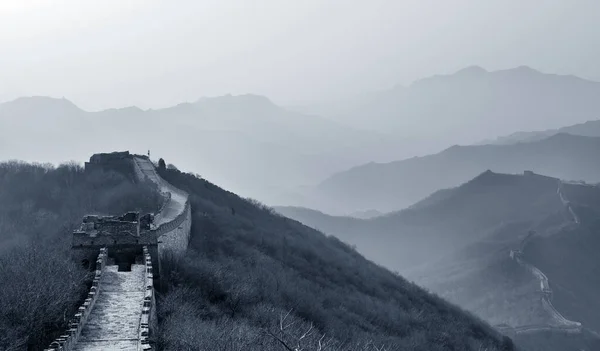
[72,211,158,271]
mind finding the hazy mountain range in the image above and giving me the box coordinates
[305,133,600,214]
[291,65,600,149]
[3,65,600,212]
[479,118,600,145]
[276,170,567,272]
[0,94,409,205]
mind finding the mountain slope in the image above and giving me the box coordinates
[279,171,600,350]
[524,183,600,332]
[154,165,515,350]
[311,133,600,213]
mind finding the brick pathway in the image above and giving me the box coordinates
[133,157,188,226]
[73,265,145,351]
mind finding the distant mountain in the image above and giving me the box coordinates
[292,66,600,152]
[479,118,600,145]
[308,133,600,214]
[278,170,600,347]
[0,95,406,205]
[348,209,383,219]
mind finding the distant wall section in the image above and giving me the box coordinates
[155,200,191,258]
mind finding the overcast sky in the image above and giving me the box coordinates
[1,0,599,110]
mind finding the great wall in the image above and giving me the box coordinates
[499,179,583,337]
[44,152,191,351]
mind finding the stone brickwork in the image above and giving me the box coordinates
[72,209,159,253]
[138,246,156,350]
[72,264,146,351]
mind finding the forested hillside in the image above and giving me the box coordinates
[155,166,515,350]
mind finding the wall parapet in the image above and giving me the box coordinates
[138,246,156,350]
[44,248,108,351]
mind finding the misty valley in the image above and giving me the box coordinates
[3,2,600,350]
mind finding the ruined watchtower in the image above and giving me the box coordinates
[72,211,158,271]
[85,151,136,176]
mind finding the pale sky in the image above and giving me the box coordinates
[1,0,599,110]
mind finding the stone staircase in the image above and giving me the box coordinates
[73,265,146,351]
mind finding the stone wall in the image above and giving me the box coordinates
[72,231,157,249]
[153,200,192,258]
[507,233,582,335]
[138,246,157,350]
[44,248,108,351]
[132,155,192,260]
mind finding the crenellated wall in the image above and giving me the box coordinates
[138,246,157,350]
[44,248,108,351]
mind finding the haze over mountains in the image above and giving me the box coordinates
[292,65,600,149]
[3,65,600,215]
[277,170,569,272]
[0,94,408,205]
